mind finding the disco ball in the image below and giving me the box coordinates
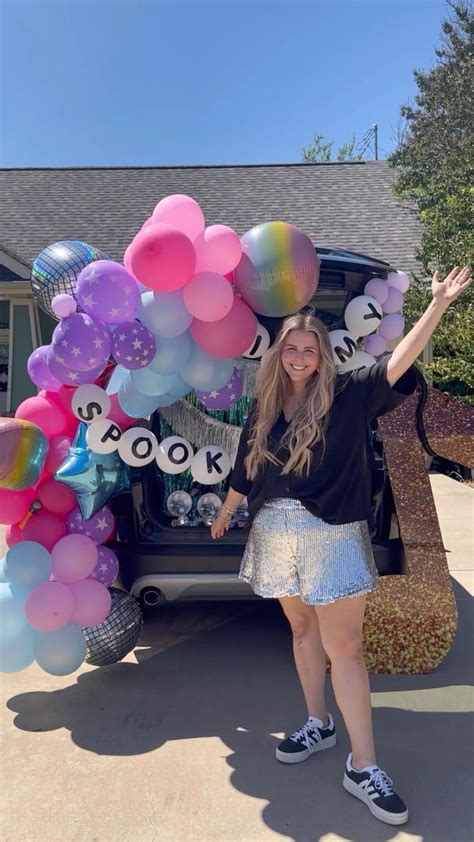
[31,240,108,319]
[83,587,143,666]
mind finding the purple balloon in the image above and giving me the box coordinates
[47,353,108,387]
[196,367,243,409]
[66,505,115,543]
[111,321,156,370]
[89,545,119,586]
[49,313,112,371]
[27,345,63,391]
[77,260,139,324]
[379,313,405,340]
[382,286,404,314]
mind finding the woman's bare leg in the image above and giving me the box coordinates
[315,594,376,769]
[279,595,329,724]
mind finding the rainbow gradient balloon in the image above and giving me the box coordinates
[233,221,320,317]
[0,418,48,490]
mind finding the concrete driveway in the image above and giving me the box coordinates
[1,474,473,842]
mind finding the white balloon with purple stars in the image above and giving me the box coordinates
[111,321,156,370]
[196,368,243,410]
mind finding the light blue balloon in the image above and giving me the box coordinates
[130,367,181,397]
[154,393,177,408]
[148,331,193,375]
[167,375,192,398]
[0,624,35,673]
[5,541,52,592]
[182,345,234,391]
[118,376,163,418]
[33,623,87,676]
[106,365,130,395]
[137,290,193,338]
[0,582,27,637]
[0,556,7,584]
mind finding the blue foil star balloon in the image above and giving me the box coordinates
[55,424,130,519]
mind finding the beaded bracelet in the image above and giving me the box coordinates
[221,505,235,517]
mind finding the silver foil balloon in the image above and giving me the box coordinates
[83,587,143,666]
[31,240,108,319]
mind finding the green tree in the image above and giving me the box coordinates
[390,0,473,403]
[302,133,362,162]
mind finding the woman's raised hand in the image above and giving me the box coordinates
[432,266,471,309]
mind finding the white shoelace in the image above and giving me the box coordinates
[369,768,394,797]
[291,721,322,749]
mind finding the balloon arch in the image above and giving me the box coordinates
[0,195,410,677]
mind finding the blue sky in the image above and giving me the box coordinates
[1,0,448,167]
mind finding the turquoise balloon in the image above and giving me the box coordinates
[106,365,129,395]
[167,376,192,398]
[0,624,35,673]
[34,623,87,676]
[148,332,193,375]
[0,582,27,636]
[5,542,52,592]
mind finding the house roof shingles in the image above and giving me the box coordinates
[0,161,421,275]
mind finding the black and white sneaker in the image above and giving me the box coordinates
[275,714,336,764]
[343,752,409,825]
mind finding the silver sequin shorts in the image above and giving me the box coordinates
[239,498,378,605]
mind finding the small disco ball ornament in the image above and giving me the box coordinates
[83,587,143,666]
[31,240,108,320]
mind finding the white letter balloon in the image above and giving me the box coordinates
[337,350,376,374]
[242,323,271,360]
[71,385,111,424]
[191,446,231,485]
[344,295,383,338]
[156,436,194,475]
[328,330,358,367]
[118,427,159,467]
[86,419,122,454]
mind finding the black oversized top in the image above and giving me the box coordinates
[230,356,418,526]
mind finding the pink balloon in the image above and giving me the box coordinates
[45,435,71,474]
[128,224,196,293]
[194,225,243,275]
[25,581,74,632]
[52,534,98,584]
[363,333,387,357]
[36,477,76,515]
[22,511,68,550]
[379,314,405,340]
[141,217,154,231]
[382,286,404,314]
[152,194,205,241]
[51,294,77,318]
[15,393,69,437]
[190,297,258,359]
[364,278,389,304]
[183,272,235,322]
[0,488,35,525]
[387,271,410,293]
[106,392,135,430]
[123,244,133,271]
[5,522,23,547]
[68,579,112,626]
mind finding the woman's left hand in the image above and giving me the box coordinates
[432,265,471,309]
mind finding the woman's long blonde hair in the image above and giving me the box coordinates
[245,313,337,478]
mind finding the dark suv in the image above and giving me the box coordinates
[115,247,409,609]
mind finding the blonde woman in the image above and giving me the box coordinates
[211,266,471,827]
